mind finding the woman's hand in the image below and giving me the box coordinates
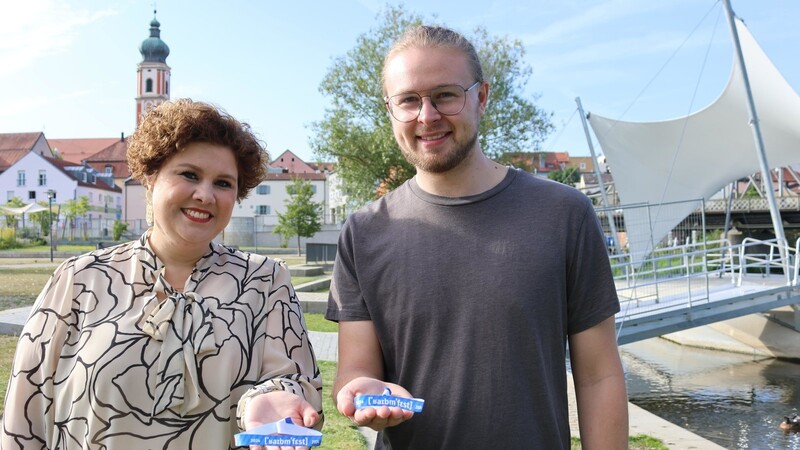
[244,390,320,450]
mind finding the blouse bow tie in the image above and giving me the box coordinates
[142,271,217,416]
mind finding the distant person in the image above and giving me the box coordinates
[1,99,322,449]
[327,25,628,449]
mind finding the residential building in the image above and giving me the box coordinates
[0,151,122,238]
[0,132,51,174]
[236,150,331,226]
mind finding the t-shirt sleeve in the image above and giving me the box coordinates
[325,218,372,322]
[566,202,621,335]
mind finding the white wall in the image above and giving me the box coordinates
[0,152,77,218]
[235,178,327,225]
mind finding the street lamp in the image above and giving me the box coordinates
[46,190,55,262]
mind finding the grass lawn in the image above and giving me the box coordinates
[317,361,367,449]
[572,435,669,449]
[0,267,53,309]
[305,313,338,332]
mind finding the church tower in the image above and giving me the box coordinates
[135,10,170,128]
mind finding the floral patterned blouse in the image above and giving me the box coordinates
[1,233,322,449]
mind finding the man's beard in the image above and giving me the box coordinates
[400,130,479,173]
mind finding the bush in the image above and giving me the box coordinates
[112,220,129,241]
[0,228,18,250]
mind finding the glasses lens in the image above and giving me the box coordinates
[387,84,473,121]
[430,86,466,115]
[389,93,422,122]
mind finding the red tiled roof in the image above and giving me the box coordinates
[83,139,131,178]
[49,138,120,164]
[0,132,46,171]
[0,149,30,172]
[265,173,327,181]
[84,138,128,162]
[309,162,336,173]
[0,132,43,151]
[271,149,316,174]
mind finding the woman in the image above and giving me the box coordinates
[1,99,322,449]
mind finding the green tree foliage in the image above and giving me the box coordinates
[548,167,580,187]
[29,200,54,237]
[112,219,129,241]
[273,179,323,256]
[311,5,553,206]
[62,196,90,240]
[3,197,25,228]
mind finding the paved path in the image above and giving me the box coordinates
[0,302,723,449]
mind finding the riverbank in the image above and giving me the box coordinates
[660,306,800,360]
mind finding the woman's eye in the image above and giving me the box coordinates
[180,171,198,180]
[216,180,233,188]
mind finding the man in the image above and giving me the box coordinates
[326,25,628,449]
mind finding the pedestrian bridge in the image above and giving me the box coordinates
[613,237,800,345]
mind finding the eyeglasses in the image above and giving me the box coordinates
[385,81,481,122]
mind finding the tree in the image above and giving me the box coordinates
[112,219,129,241]
[62,196,90,240]
[273,179,323,256]
[548,167,580,187]
[3,197,25,228]
[311,5,553,206]
[29,200,54,236]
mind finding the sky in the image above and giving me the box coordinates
[1,0,798,163]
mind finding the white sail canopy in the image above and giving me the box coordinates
[588,17,800,259]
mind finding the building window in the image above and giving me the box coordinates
[256,205,270,215]
[257,185,270,195]
[286,185,316,195]
[166,81,169,95]
[28,191,36,200]
[6,191,13,201]
[146,78,153,92]
[17,171,25,186]
[105,165,113,174]
[39,170,47,186]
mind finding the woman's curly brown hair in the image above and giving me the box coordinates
[128,99,269,201]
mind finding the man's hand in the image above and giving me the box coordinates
[336,376,414,431]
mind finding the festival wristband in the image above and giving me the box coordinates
[234,417,323,447]
[354,387,425,413]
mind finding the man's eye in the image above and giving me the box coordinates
[396,95,420,106]
[433,90,459,101]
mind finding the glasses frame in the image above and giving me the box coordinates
[384,80,482,123]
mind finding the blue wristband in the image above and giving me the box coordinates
[354,387,425,413]
[234,417,323,447]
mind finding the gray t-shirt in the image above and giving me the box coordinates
[327,168,620,449]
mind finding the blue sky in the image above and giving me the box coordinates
[1,0,798,163]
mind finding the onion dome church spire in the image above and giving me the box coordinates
[135,9,171,128]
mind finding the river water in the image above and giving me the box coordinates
[621,338,800,449]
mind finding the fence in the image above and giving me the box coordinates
[306,243,337,266]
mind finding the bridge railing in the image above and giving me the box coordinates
[612,237,797,320]
[735,237,795,286]
[795,238,800,286]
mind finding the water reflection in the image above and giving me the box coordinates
[621,338,800,450]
